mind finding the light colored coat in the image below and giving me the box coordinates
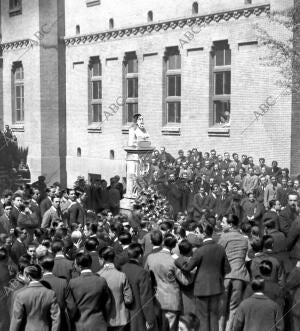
[98,263,133,327]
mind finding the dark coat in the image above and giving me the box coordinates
[279,205,298,236]
[29,200,42,226]
[11,239,27,265]
[67,271,111,331]
[40,197,52,217]
[89,251,101,273]
[232,294,283,331]
[10,206,20,228]
[42,273,71,330]
[287,217,300,260]
[175,239,230,297]
[166,182,182,216]
[122,260,157,331]
[68,202,86,226]
[192,193,207,221]
[53,255,74,282]
[10,282,61,331]
[114,248,129,270]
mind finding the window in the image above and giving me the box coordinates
[88,57,102,123]
[192,2,198,15]
[109,18,114,30]
[76,25,80,35]
[9,0,22,16]
[245,0,252,4]
[211,41,231,127]
[110,150,115,159]
[164,48,181,124]
[123,52,138,124]
[12,62,24,123]
[147,11,153,22]
[77,147,81,157]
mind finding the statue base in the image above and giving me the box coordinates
[120,145,154,214]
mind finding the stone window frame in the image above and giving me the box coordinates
[88,56,102,125]
[163,46,182,127]
[9,0,22,16]
[122,52,139,125]
[11,61,24,124]
[210,40,231,128]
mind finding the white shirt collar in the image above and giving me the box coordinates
[203,238,213,242]
[81,269,92,274]
[43,272,53,276]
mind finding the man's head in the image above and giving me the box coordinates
[259,158,265,166]
[127,243,143,259]
[52,196,60,209]
[204,160,210,168]
[150,230,163,246]
[3,202,12,217]
[27,244,37,260]
[288,192,298,209]
[13,194,22,208]
[14,227,27,242]
[24,265,43,282]
[75,252,92,270]
[271,176,277,185]
[100,246,115,263]
[294,179,300,189]
[39,254,55,273]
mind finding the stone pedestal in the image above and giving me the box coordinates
[120,145,154,214]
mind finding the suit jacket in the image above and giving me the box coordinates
[98,263,133,327]
[287,217,300,260]
[279,205,298,236]
[40,197,52,217]
[0,213,11,234]
[175,239,230,297]
[9,282,61,331]
[67,271,111,331]
[264,183,282,208]
[232,294,283,331]
[122,260,157,331]
[215,195,232,219]
[192,193,207,221]
[250,251,285,287]
[41,206,61,228]
[68,202,86,226]
[218,229,250,282]
[30,199,41,226]
[114,247,129,270]
[10,206,20,228]
[145,249,190,311]
[42,273,71,330]
[286,266,300,316]
[205,193,218,213]
[89,251,101,273]
[53,255,74,282]
[11,239,27,265]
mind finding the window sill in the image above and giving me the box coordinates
[87,124,102,133]
[9,8,22,16]
[11,124,24,132]
[86,0,100,7]
[207,127,230,137]
[161,126,181,136]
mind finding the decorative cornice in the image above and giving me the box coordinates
[64,4,270,47]
[0,38,37,51]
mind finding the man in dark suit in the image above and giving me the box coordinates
[233,279,283,331]
[11,194,22,229]
[66,252,111,331]
[29,188,42,226]
[192,186,207,221]
[40,254,71,330]
[279,192,298,236]
[10,227,27,265]
[176,223,230,331]
[68,189,86,226]
[0,202,12,234]
[121,243,157,331]
[287,215,300,268]
[85,237,101,273]
[10,264,61,331]
[51,240,74,282]
[114,231,131,270]
[40,188,55,217]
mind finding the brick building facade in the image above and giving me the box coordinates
[1,0,299,186]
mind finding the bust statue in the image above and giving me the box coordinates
[128,114,151,147]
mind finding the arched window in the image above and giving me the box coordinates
[147,11,153,22]
[77,147,81,157]
[110,150,115,160]
[109,18,114,30]
[76,25,80,35]
[192,2,198,15]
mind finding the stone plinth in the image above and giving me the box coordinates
[120,145,154,213]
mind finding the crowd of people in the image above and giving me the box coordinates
[0,147,300,331]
